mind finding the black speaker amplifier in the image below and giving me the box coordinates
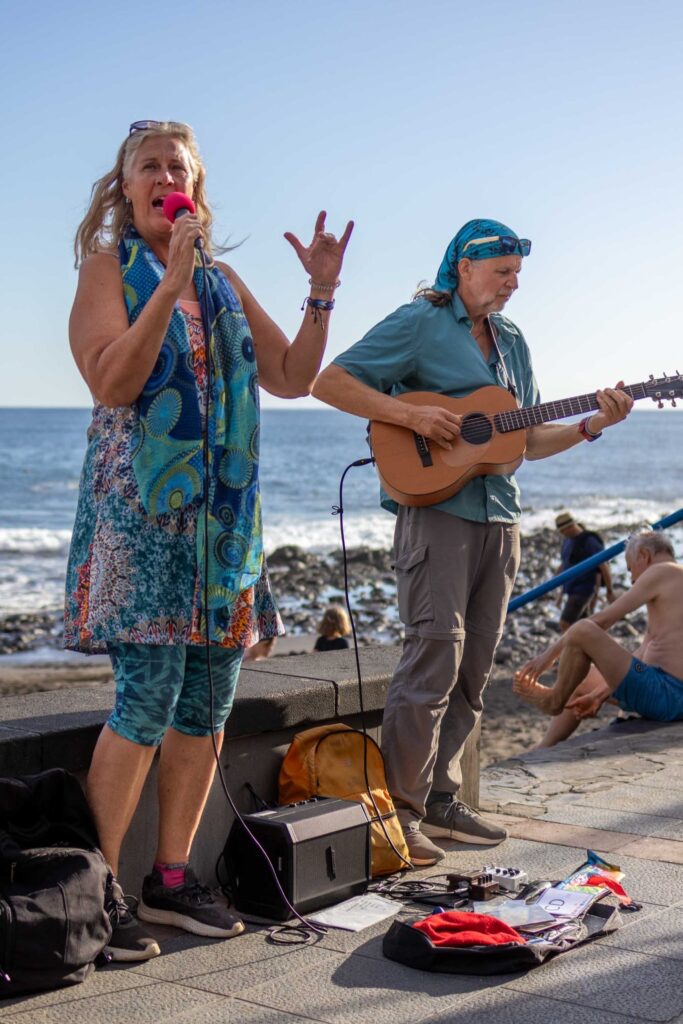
[224,797,371,920]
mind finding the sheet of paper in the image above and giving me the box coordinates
[306,894,402,932]
[536,887,595,919]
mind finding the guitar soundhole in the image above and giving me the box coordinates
[460,412,493,446]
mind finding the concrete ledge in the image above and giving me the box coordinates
[238,645,402,721]
[0,647,404,775]
[0,644,480,889]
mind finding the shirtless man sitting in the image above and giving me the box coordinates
[513,531,683,725]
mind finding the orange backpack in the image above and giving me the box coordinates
[278,723,409,877]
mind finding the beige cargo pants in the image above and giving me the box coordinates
[382,506,520,823]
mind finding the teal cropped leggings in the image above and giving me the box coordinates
[107,643,243,747]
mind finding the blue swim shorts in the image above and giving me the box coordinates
[107,643,243,746]
[613,657,683,722]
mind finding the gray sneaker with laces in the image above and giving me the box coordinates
[401,821,446,866]
[422,795,508,845]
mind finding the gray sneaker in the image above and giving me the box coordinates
[401,821,446,866]
[422,796,508,845]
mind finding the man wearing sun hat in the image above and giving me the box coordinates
[313,218,633,866]
[555,511,615,631]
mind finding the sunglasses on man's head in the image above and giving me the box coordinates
[462,235,532,257]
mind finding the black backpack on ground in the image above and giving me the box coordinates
[0,768,112,997]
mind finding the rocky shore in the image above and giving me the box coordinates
[0,526,646,765]
[266,524,644,661]
[0,611,62,656]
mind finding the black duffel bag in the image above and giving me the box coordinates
[383,901,621,975]
[0,768,112,996]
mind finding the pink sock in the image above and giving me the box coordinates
[154,861,188,889]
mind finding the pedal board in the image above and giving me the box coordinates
[481,866,528,892]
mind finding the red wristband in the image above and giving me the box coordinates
[578,417,602,442]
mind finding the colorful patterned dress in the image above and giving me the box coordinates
[64,231,283,654]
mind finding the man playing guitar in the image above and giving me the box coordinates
[312,219,632,865]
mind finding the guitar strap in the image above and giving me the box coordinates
[488,317,518,399]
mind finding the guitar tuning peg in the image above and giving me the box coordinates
[649,374,655,381]
[672,399,677,408]
[657,400,664,409]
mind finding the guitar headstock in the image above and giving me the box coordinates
[644,372,683,409]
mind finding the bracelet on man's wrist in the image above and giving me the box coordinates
[578,416,602,442]
[308,277,340,292]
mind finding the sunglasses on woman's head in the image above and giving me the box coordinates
[129,120,191,135]
[129,120,162,134]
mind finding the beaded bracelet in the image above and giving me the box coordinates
[578,416,602,442]
[308,278,340,292]
[301,295,335,327]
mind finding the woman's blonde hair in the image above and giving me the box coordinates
[318,605,351,638]
[73,121,214,266]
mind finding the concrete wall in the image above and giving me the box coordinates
[0,645,480,891]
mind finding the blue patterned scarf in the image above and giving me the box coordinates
[119,228,262,639]
[434,219,528,292]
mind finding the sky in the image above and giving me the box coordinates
[2,0,683,412]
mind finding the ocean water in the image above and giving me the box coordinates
[0,407,682,615]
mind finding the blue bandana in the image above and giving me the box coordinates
[434,219,528,292]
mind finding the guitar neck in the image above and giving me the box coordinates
[494,381,649,432]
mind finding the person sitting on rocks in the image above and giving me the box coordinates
[513,530,683,727]
[314,606,351,652]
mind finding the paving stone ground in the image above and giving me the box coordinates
[4,719,683,1024]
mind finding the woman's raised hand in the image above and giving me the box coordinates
[284,211,354,287]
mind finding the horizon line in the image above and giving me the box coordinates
[0,404,670,414]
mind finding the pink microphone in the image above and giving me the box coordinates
[162,192,202,248]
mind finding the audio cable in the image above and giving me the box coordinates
[196,247,327,943]
[333,458,413,873]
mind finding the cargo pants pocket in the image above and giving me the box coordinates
[394,543,433,627]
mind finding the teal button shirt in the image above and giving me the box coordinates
[333,293,540,523]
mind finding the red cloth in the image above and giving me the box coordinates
[586,874,632,904]
[413,911,526,947]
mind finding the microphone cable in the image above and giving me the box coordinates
[332,458,413,873]
[196,246,327,943]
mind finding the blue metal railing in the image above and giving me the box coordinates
[508,507,683,613]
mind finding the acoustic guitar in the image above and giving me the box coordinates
[369,374,683,507]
